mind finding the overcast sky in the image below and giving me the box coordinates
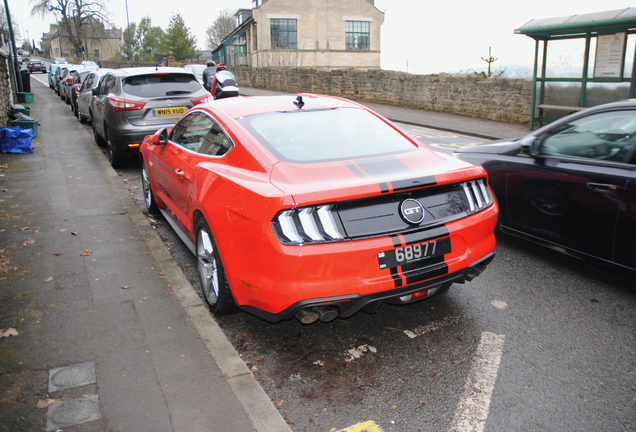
[8,0,634,74]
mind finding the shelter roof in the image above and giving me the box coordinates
[515,7,636,39]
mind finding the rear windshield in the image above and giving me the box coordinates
[123,73,201,97]
[238,107,417,163]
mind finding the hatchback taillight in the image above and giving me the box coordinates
[191,93,213,105]
[109,97,145,112]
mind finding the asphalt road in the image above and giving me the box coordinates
[30,69,636,432]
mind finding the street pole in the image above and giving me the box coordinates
[125,0,133,67]
[3,0,24,92]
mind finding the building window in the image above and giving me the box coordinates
[93,49,99,58]
[346,21,370,51]
[271,18,297,50]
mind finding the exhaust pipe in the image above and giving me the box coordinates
[295,308,319,324]
[294,306,339,324]
[313,306,338,323]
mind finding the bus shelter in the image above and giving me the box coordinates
[515,8,636,129]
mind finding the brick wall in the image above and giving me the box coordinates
[233,67,533,125]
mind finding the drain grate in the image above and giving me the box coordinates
[48,361,96,392]
[46,394,100,431]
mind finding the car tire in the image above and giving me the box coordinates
[141,159,159,214]
[92,122,105,147]
[65,94,70,104]
[105,128,124,168]
[195,218,237,316]
[78,108,86,123]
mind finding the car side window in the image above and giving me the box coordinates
[200,122,234,156]
[170,112,216,153]
[539,110,636,164]
[104,75,116,94]
[82,74,93,91]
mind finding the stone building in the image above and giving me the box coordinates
[43,17,122,62]
[213,0,384,70]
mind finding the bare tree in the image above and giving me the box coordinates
[205,9,235,50]
[30,0,109,57]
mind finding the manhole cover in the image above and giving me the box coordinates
[46,395,100,431]
[48,361,96,392]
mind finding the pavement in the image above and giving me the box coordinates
[0,78,528,431]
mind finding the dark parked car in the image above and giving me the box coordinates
[76,69,111,123]
[453,100,636,278]
[69,68,100,115]
[60,66,98,103]
[28,59,46,73]
[91,67,211,167]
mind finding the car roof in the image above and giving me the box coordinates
[200,94,367,120]
[106,67,197,78]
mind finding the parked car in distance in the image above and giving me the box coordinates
[453,100,636,279]
[76,69,111,124]
[91,67,211,168]
[183,64,206,84]
[140,94,498,324]
[54,57,67,63]
[28,59,46,73]
[60,65,98,103]
[69,68,100,115]
[53,64,73,95]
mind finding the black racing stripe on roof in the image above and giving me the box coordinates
[354,156,435,193]
[343,161,389,193]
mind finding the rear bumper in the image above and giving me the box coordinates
[240,252,495,323]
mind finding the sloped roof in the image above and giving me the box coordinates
[515,7,636,39]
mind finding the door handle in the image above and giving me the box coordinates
[586,182,618,191]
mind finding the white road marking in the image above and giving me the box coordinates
[449,331,506,432]
[404,315,461,339]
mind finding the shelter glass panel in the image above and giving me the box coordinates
[545,38,586,78]
[624,34,636,78]
[585,82,630,107]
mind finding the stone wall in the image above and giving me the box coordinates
[233,67,533,125]
[0,53,14,127]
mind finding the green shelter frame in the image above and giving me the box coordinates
[515,8,636,129]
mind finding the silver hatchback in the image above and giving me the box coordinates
[91,67,212,167]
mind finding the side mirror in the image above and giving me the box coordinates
[520,136,540,155]
[152,128,169,146]
[92,88,99,96]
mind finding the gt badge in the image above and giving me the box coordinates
[400,199,425,224]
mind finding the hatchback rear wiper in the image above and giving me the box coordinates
[166,90,190,95]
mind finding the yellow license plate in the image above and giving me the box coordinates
[153,107,187,117]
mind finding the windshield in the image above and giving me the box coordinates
[189,65,206,75]
[238,108,417,163]
[123,73,201,97]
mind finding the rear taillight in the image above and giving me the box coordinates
[272,204,347,245]
[191,93,213,105]
[109,97,145,112]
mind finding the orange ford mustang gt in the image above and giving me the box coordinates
[139,94,498,324]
